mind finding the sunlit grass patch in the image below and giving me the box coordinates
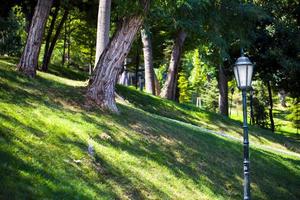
[0,58,299,199]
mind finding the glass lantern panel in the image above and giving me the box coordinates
[233,66,239,87]
[237,65,247,87]
[247,65,253,87]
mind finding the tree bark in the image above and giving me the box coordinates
[17,0,53,77]
[267,81,275,132]
[135,43,141,89]
[160,30,187,100]
[218,65,229,116]
[94,0,111,68]
[141,27,155,95]
[86,15,146,113]
[41,9,69,71]
[66,17,71,66]
[62,22,66,65]
[42,4,59,70]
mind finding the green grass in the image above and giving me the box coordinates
[0,57,300,199]
[117,86,300,155]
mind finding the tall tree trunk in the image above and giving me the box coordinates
[41,9,69,71]
[94,0,111,68]
[62,22,66,65]
[41,3,59,70]
[17,0,53,77]
[160,30,187,100]
[86,15,146,113]
[135,43,141,89]
[267,81,275,132]
[141,27,155,95]
[66,17,71,66]
[218,65,229,116]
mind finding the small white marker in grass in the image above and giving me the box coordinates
[88,139,94,157]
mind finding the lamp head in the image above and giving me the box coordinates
[233,55,254,90]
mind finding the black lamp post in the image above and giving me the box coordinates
[233,52,254,200]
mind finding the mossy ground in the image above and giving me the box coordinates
[0,56,299,199]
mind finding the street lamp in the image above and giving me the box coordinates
[233,52,254,200]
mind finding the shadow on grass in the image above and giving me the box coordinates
[1,60,299,199]
[116,85,300,154]
[93,104,300,199]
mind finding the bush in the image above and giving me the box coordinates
[0,6,26,56]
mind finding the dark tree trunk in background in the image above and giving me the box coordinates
[135,43,140,89]
[41,3,60,70]
[22,1,36,33]
[218,65,229,116]
[160,30,187,100]
[62,22,67,65]
[66,17,71,66]
[86,14,147,113]
[267,81,275,132]
[250,90,255,125]
[41,9,69,71]
[17,0,53,77]
[94,0,111,68]
[141,27,155,95]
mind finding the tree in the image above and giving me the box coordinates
[17,0,53,77]
[0,6,26,56]
[160,29,187,100]
[94,0,111,68]
[86,0,150,113]
[42,8,69,71]
[141,26,155,95]
[218,64,228,116]
[41,2,60,71]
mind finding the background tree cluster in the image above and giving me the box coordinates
[0,0,299,131]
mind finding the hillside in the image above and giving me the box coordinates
[0,57,299,200]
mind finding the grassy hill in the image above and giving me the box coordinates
[0,56,299,200]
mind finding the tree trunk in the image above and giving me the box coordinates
[267,81,275,132]
[41,3,59,71]
[17,0,53,77]
[135,42,141,89]
[218,65,229,116]
[62,22,66,65]
[86,15,146,113]
[94,0,111,68]
[66,17,71,66]
[160,30,187,100]
[141,27,155,95]
[41,9,69,71]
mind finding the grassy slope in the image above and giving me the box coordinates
[0,57,299,200]
[117,86,300,155]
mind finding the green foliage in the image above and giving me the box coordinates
[41,8,96,68]
[251,0,300,97]
[178,70,191,103]
[287,100,300,132]
[252,81,270,129]
[0,6,26,56]
[190,49,208,93]
[154,64,168,87]
[179,49,218,112]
